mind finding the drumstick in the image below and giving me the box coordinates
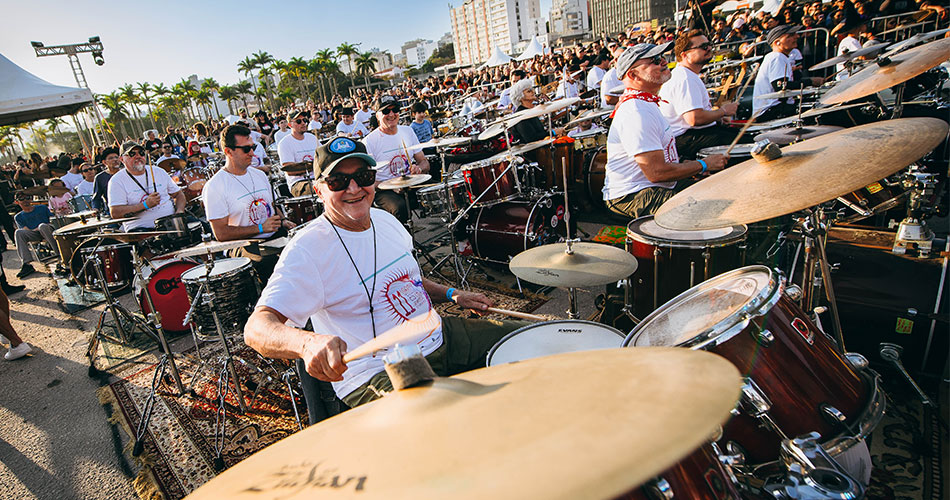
[485,307,547,321]
[732,63,759,105]
[724,112,761,156]
[343,312,440,363]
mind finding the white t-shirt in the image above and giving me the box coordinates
[587,65,607,89]
[753,50,794,115]
[659,65,715,138]
[250,142,268,169]
[600,68,622,107]
[336,120,370,138]
[273,128,292,145]
[277,133,320,186]
[354,109,373,128]
[308,120,322,132]
[555,80,579,99]
[603,98,678,200]
[362,126,421,183]
[202,167,276,238]
[836,36,862,81]
[61,171,83,192]
[249,130,264,144]
[76,179,95,197]
[107,167,181,231]
[256,209,443,398]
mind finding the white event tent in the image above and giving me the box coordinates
[0,53,93,127]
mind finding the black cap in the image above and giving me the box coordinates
[374,94,399,111]
[313,137,377,178]
[766,25,802,46]
[119,141,144,156]
[340,107,355,116]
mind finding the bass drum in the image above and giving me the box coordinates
[486,320,624,367]
[584,147,607,210]
[462,192,569,264]
[134,259,197,333]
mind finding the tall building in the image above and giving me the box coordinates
[401,38,440,67]
[450,0,545,66]
[590,0,676,37]
[549,0,591,43]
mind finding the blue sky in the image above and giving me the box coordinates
[1,0,550,95]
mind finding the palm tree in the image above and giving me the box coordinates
[233,81,253,111]
[217,85,238,115]
[46,117,66,149]
[355,52,377,89]
[152,83,172,128]
[136,82,158,130]
[277,88,295,107]
[337,42,359,90]
[174,79,198,120]
[238,56,260,109]
[201,78,222,118]
[98,92,130,138]
[195,89,213,120]
[252,51,276,110]
[118,84,143,137]
[287,57,309,99]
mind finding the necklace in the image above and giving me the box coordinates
[226,167,257,198]
[329,217,378,340]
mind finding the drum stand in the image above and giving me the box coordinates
[798,208,847,352]
[428,146,466,286]
[395,182,440,270]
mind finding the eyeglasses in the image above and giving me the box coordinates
[82,169,95,173]
[294,119,308,124]
[688,42,713,51]
[380,107,400,115]
[126,151,145,157]
[321,169,376,191]
[230,145,255,154]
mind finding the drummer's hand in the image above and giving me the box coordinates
[281,219,297,230]
[720,102,738,117]
[409,164,422,175]
[704,154,729,172]
[452,290,493,314]
[261,215,282,233]
[811,76,826,86]
[144,192,161,209]
[553,127,566,137]
[302,334,348,382]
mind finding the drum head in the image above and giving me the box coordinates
[698,144,755,157]
[487,320,624,366]
[181,257,252,282]
[419,178,464,194]
[573,129,605,139]
[624,266,781,349]
[628,216,746,248]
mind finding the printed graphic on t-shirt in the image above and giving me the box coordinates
[386,154,411,177]
[380,268,439,341]
[247,198,272,224]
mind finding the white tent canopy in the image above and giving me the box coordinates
[0,53,93,127]
[516,36,545,61]
[481,47,513,68]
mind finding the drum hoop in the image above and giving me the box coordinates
[627,217,748,249]
[486,319,624,366]
[181,257,253,283]
[622,265,785,349]
[822,371,886,456]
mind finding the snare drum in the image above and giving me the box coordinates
[697,144,756,168]
[417,178,467,216]
[134,259,197,333]
[463,192,568,263]
[181,257,260,339]
[70,237,133,292]
[626,216,747,319]
[460,157,519,206]
[624,266,884,466]
[68,195,94,213]
[457,120,484,137]
[486,320,624,366]
[276,196,321,225]
[155,213,195,250]
[572,129,607,150]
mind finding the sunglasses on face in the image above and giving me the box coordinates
[322,169,376,191]
[689,42,713,51]
[380,107,400,115]
[82,169,95,173]
[126,151,146,157]
[294,119,308,124]
[230,145,255,154]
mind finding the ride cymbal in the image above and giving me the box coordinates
[407,136,472,152]
[509,241,638,288]
[156,239,253,259]
[158,157,187,172]
[654,118,949,230]
[184,348,741,500]
[753,125,843,145]
[378,174,432,190]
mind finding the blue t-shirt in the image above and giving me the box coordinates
[15,205,51,230]
[410,119,434,144]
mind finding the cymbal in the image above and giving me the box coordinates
[883,28,950,56]
[156,239,253,259]
[609,84,625,96]
[579,88,599,99]
[517,97,581,120]
[378,174,432,190]
[187,153,209,161]
[157,157,187,172]
[753,125,843,145]
[808,42,891,71]
[53,216,138,235]
[821,38,950,105]
[478,112,529,141]
[509,241,639,287]
[654,118,949,231]
[564,107,614,129]
[280,161,312,174]
[86,231,179,242]
[407,136,472,152]
[19,185,48,196]
[749,102,871,130]
[48,185,71,197]
[755,87,819,100]
[184,348,741,500]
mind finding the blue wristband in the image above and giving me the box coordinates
[446,287,456,301]
[258,223,264,233]
[697,159,708,174]
[142,199,149,210]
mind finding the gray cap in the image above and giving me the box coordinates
[615,42,672,80]
[766,24,802,46]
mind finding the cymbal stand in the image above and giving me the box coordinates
[428,145,465,286]
[130,246,185,394]
[559,161,581,320]
[393,174,440,270]
[799,208,847,352]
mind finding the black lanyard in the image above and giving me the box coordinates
[126,169,151,196]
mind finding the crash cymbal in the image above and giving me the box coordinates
[47,185,71,197]
[654,118,949,231]
[509,241,638,287]
[755,87,820,100]
[478,112,529,141]
[749,103,872,130]
[518,97,581,120]
[280,161,312,174]
[19,185,48,197]
[185,348,741,500]
[157,157,187,172]
[52,216,138,235]
[564,107,614,129]
[882,28,950,56]
[156,239,253,259]
[821,38,950,105]
[378,174,432,190]
[86,231,179,242]
[489,138,556,162]
[753,125,844,145]
[808,43,891,71]
[407,136,472,152]
[609,84,625,95]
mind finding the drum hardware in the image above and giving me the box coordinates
[762,432,865,499]
[378,172,442,270]
[879,342,934,407]
[891,166,939,257]
[798,208,847,352]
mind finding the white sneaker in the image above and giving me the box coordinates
[0,334,8,346]
[5,342,31,360]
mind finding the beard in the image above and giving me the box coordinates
[642,69,672,86]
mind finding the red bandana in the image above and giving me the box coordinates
[610,88,667,118]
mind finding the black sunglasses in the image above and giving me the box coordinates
[294,118,308,124]
[381,107,400,115]
[82,169,96,173]
[230,145,255,153]
[126,150,146,157]
[689,42,713,51]
[322,169,376,191]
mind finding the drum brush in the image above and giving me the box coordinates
[383,344,437,390]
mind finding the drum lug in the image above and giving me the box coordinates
[820,404,847,425]
[755,327,775,347]
[739,377,772,418]
[785,284,803,302]
[843,352,868,371]
[645,477,674,500]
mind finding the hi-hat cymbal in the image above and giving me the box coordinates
[821,38,950,105]
[187,153,209,162]
[156,239,253,259]
[184,348,741,500]
[509,242,639,287]
[753,125,843,145]
[280,161,312,174]
[20,185,49,196]
[808,42,891,71]
[755,87,820,100]
[654,118,949,231]
[407,136,472,152]
[86,231,179,242]
[518,97,581,120]
[498,137,555,158]
[158,157,187,172]
[564,107,614,129]
[378,174,432,190]
[53,216,138,235]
